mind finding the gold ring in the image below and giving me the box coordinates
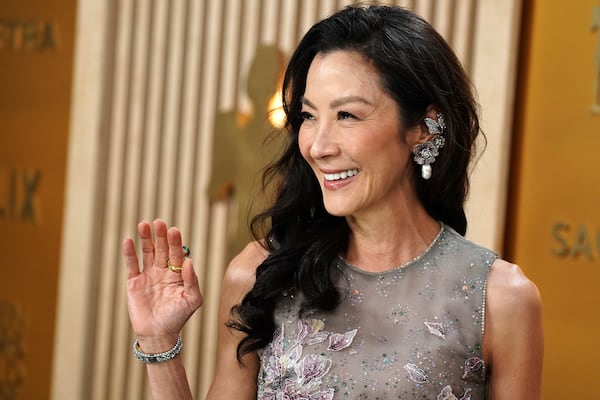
[167,259,183,272]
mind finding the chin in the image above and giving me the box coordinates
[322,202,353,217]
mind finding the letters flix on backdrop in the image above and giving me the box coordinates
[0,168,42,222]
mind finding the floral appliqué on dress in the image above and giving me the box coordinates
[258,318,358,400]
[437,385,472,400]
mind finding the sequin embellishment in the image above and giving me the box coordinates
[462,356,485,380]
[328,329,358,352]
[424,321,446,339]
[437,385,472,400]
[403,363,429,383]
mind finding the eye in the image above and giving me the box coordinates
[300,111,315,120]
[337,111,356,120]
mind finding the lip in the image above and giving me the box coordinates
[320,168,359,190]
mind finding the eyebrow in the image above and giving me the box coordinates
[301,95,373,109]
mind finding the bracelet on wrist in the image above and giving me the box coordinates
[132,335,182,364]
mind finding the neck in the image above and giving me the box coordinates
[344,202,441,273]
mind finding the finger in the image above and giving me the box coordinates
[167,227,184,268]
[152,219,169,268]
[138,221,155,270]
[122,237,141,279]
[182,258,203,308]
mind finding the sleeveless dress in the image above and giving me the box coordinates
[256,224,497,400]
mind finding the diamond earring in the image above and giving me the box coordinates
[413,112,446,180]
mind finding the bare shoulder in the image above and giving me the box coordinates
[222,240,269,301]
[485,258,542,336]
[486,258,542,312]
[220,239,269,313]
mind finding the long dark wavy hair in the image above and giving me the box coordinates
[227,5,481,361]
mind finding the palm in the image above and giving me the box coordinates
[123,220,203,337]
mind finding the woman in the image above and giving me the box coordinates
[123,5,543,399]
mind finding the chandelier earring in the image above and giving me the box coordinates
[412,112,446,180]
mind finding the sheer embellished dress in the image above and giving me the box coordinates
[256,224,496,400]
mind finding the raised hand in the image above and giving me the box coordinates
[123,219,203,340]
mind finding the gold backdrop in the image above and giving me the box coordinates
[54,1,521,398]
[0,0,525,399]
[507,0,600,398]
[0,0,76,399]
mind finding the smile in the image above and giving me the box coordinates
[323,169,360,181]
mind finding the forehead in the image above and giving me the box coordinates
[305,50,384,96]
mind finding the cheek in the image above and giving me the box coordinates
[297,128,312,162]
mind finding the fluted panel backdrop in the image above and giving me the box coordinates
[52,1,519,399]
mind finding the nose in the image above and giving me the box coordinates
[309,122,341,160]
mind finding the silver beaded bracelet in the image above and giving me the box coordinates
[132,335,183,363]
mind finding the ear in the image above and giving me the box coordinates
[407,105,440,146]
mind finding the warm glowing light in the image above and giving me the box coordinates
[268,91,286,128]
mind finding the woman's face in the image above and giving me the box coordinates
[298,50,422,219]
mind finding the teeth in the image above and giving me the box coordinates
[324,169,359,181]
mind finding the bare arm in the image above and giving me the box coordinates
[483,259,544,399]
[206,241,268,399]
